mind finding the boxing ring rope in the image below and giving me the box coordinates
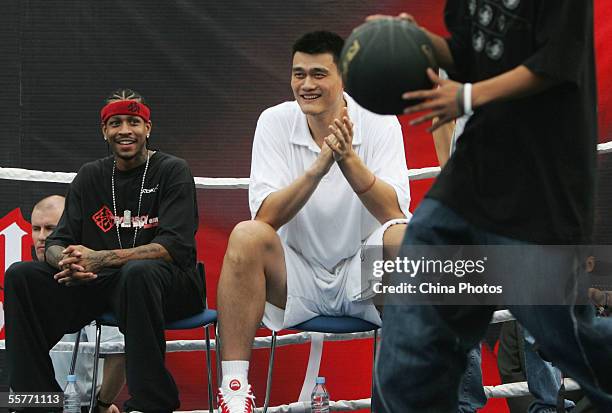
[0,166,441,187]
[1,140,610,186]
[250,379,582,413]
[598,140,612,154]
[2,142,610,410]
[2,305,514,355]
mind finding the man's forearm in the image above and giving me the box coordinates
[338,156,405,223]
[417,34,552,104]
[255,169,325,230]
[472,65,554,109]
[94,243,172,268]
[45,245,67,270]
[432,119,454,167]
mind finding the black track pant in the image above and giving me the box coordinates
[5,259,204,413]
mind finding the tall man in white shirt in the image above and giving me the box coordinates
[215,31,411,413]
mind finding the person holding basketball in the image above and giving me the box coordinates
[368,2,612,412]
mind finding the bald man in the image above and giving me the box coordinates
[30,195,126,413]
[31,196,65,262]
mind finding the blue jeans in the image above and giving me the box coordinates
[458,337,575,413]
[373,198,612,413]
[523,330,575,413]
[458,346,486,413]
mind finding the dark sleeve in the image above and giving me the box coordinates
[45,170,84,252]
[151,161,198,270]
[444,0,473,81]
[523,0,593,85]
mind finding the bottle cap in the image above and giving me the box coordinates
[67,374,77,382]
[316,377,325,384]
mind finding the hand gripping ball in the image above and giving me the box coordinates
[340,18,438,115]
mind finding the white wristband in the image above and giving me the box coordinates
[463,83,473,116]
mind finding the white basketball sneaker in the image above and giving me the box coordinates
[217,378,255,413]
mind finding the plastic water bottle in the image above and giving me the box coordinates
[311,376,330,413]
[63,374,81,413]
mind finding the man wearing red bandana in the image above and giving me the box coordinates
[4,88,204,413]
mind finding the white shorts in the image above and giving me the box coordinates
[263,218,408,331]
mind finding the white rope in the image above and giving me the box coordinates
[193,177,249,189]
[2,141,610,188]
[0,167,254,189]
[490,309,515,324]
[0,330,377,354]
[221,379,582,413]
[253,399,371,413]
[1,308,513,354]
[0,167,76,184]
[599,141,612,154]
[183,379,583,413]
[0,166,440,187]
[485,378,580,399]
[181,398,371,413]
[0,308,514,354]
[408,166,440,180]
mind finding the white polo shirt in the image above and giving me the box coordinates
[249,94,411,272]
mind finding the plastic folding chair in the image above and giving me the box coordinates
[69,262,218,413]
[262,316,379,413]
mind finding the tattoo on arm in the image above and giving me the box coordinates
[93,250,118,270]
[131,243,171,262]
[45,245,66,269]
[105,243,172,268]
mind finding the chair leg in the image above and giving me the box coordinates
[69,329,82,376]
[215,323,222,387]
[88,323,103,413]
[371,329,378,413]
[373,329,378,363]
[204,324,215,413]
[263,331,277,413]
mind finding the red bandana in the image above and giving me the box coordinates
[100,100,151,123]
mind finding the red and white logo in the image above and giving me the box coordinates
[92,205,115,232]
[0,208,33,338]
[92,205,159,232]
[229,379,241,391]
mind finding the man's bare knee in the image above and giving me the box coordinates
[229,220,278,248]
[224,220,279,266]
[221,220,286,299]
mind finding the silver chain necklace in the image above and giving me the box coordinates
[111,151,150,249]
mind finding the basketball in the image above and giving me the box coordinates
[340,18,438,115]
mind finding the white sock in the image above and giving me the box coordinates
[221,360,249,389]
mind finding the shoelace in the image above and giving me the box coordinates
[219,385,256,413]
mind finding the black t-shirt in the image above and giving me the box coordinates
[46,151,202,290]
[428,0,597,243]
